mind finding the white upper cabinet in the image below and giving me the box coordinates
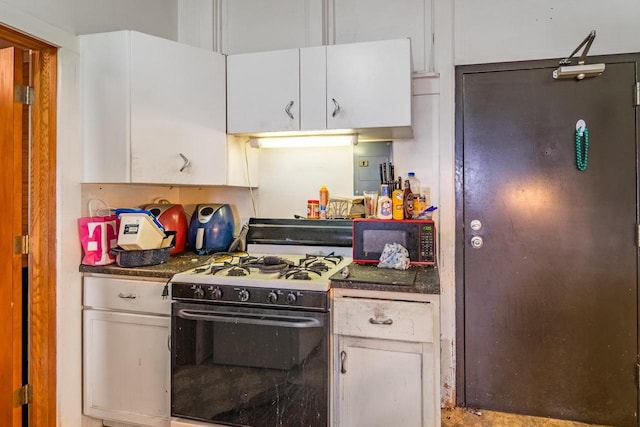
[226,38,412,139]
[326,38,412,131]
[81,30,229,185]
[219,0,431,74]
[227,49,300,134]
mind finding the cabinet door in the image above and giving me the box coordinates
[81,31,131,183]
[227,48,300,134]
[335,336,425,427]
[300,46,327,131]
[83,309,170,427]
[130,31,227,185]
[326,38,412,130]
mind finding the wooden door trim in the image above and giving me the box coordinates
[0,25,57,427]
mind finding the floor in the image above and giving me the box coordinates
[441,408,609,427]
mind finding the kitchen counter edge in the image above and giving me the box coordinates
[79,253,212,279]
[330,263,440,296]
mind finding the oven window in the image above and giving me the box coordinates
[172,302,329,427]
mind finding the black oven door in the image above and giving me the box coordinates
[171,301,329,427]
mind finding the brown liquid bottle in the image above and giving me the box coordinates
[402,179,414,219]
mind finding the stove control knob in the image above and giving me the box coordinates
[267,291,278,303]
[286,292,297,304]
[193,286,205,299]
[238,289,250,302]
[211,287,223,300]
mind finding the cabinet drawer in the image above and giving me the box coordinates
[333,297,433,343]
[84,276,170,315]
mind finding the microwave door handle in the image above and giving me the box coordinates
[176,309,323,329]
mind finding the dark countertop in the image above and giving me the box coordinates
[329,262,440,294]
[79,252,212,279]
[80,256,440,295]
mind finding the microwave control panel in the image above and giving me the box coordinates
[420,223,436,264]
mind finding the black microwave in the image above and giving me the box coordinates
[352,218,436,266]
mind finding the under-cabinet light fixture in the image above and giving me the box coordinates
[251,134,357,148]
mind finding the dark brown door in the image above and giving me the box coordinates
[456,55,639,426]
[0,46,25,427]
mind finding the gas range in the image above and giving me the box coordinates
[170,218,353,310]
[171,251,351,310]
[170,218,352,427]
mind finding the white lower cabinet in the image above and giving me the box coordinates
[332,293,440,427]
[83,275,171,427]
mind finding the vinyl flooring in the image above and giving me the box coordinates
[441,408,610,427]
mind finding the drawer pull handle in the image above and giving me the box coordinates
[340,350,347,374]
[118,292,137,299]
[369,317,393,325]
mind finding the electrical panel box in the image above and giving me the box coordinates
[353,141,392,196]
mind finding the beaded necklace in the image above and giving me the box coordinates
[575,121,589,171]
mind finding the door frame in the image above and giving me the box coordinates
[454,53,640,411]
[0,25,57,426]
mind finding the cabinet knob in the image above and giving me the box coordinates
[340,350,347,374]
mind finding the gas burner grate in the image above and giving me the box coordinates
[226,266,249,277]
[299,252,344,268]
[206,262,251,277]
[282,267,323,280]
[238,255,295,273]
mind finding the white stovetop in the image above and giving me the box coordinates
[171,249,352,292]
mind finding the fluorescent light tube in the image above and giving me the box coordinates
[255,134,357,148]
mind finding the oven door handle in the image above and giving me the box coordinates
[176,309,324,329]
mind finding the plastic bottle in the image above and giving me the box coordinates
[377,184,392,219]
[319,185,329,219]
[407,172,421,218]
[403,179,414,219]
[392,179,404,220]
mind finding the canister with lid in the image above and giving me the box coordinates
[307,200,320,219]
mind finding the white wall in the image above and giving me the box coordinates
[254,145,354,218]
[1,0,178,40]
[454,0,640,65]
